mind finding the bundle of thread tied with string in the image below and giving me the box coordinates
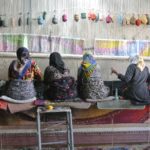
[88,11,97,21]
[62,14,67,22]
[74,14,79,22]
[106,15,113,23]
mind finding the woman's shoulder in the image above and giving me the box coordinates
[9,60,18,68]
[144,66,149,72]
[128,63,136,67]
[127,63,137,70]
[44,66,57,73]
[10,59,18,64]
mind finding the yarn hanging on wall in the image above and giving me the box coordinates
[125,15,131,25]
[81,13,86,19]
[26,17,29,25]
[117,15,123,25]
[146,14,150,25]
[140,15,148,25]
[0,16,7,27]
[37,16,44,25]
[42,11,47,20]
[2,0,150,44]
[62,14,67,22]
[135,18,141,26]
[95,13,99,22]
[18,17,22,26]
[130,15,136,25]
[0,17,3,27]
[26,12,30,25]
[52,15,58,24]
[52,10,58,24]
[106,15,113,23]
[122,16,127,26]
[74,14,79,22]
[11,17,16,27]
[2,17,7,27]
[88,11,96,21]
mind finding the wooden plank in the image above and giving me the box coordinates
[97,100,145,110]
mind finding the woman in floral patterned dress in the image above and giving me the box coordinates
[77,53,110,100]
[44,52,77,100]
[5,47,42,100]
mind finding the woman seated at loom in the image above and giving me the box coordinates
[3,47,42,101]
[44,52,77,100]
[111,55,150,105]
[77,53,110,100]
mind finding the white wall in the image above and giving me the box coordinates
[1,53,150,81]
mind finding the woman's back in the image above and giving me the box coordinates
[4,47,42,101]
[9,59,42,80]
[44,52,77,100]
[120,64,150,103]
[111,55,150,104]
[77,53,110,99]
[44,66,69,83]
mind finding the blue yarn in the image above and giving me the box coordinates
[38,16,44,25]
[117,15,123,25]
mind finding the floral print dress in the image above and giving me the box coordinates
[78,65,110,99]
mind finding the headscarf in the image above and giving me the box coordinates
[16,47,30,64]
[49,52,65,73]
[9,47,31,79]
[80,53,97,79]
[129,55,145,71]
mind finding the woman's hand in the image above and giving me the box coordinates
[111,67,118,75]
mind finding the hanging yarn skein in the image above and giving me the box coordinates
[38,15,44,25]
[18,17,22,26]
[42,11,47,20]
[52,15,58,24]
[74,14,79,22]
[0,17,3,27]
[62,13,67,22]
[2,16,7,27]
[26,12,30,25]
[52,10,58,24]
[18,13,22,26]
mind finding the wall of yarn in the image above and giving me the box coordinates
[0,0,31,33]
[0,0,150,47]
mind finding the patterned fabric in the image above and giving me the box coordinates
[8,59,42,80]
[49,52,66,74]
[80,53,96,79]
[44,66,69,83]
[78,54,110,99]
[7,49,42,101]
[4,80,36,100]
[45,76,77,100]
[44,66,77,100]
[0,100,7,110]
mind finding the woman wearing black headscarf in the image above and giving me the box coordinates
[44,52,69,82]
[44,52,77,100]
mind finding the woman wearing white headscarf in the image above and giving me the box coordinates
[111,55,150,105]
